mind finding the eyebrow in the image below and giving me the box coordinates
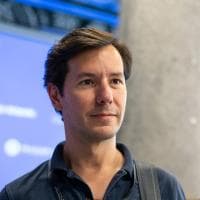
[110,72,124,77]
[76,72,124,79]
[77,72,95,78]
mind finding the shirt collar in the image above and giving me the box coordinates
[49,142,136,180]
[116,143,136,178]
[49,141,68,173]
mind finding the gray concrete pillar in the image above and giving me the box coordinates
[118,0,200,197]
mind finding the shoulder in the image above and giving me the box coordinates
[1,161,50,200]
[154,166,186,199]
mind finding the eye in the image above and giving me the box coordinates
[111,78,123,85]
[79,79,95,87]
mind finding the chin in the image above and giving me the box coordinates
[87,127,119,142]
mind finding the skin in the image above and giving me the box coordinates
[48,44,127,199]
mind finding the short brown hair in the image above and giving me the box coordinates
[44,28,132,94]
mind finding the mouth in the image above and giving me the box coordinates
[90,113,118,120]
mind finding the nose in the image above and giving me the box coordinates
[96,81,113,105]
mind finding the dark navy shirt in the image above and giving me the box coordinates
[0,142,185,200]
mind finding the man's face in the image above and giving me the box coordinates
[59,45,127,142]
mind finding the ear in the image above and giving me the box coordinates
[47,83,63,112]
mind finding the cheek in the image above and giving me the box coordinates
[66,93,94,113]
[124,91,127,106]
[115,90,127,107]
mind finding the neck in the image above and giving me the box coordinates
[63,134,123,172]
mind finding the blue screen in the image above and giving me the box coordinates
[0,29,64,189]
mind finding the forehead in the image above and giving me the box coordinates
[67,45,124,77]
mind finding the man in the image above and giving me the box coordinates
[0,28,185,199]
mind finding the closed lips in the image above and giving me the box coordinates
[90,113,117,117]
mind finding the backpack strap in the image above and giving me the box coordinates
[135,161,161,200]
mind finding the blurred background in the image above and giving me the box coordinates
[0,0,200,198]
